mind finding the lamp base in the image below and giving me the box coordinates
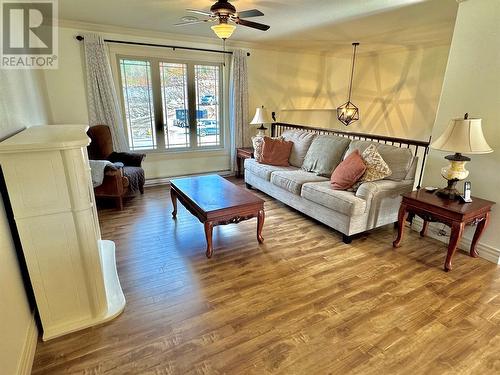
[256,124,267,137]
[436,178,460,200]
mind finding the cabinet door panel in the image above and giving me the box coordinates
[2,151,70,218]
[17,212,91,326]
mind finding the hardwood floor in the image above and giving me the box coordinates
[32,179,500,374]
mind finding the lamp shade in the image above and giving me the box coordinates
[431,118,493,154]
[211,23,236,39]
[250,107,272,125]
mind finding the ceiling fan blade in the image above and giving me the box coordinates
[237,9,264,18]
[235,18,270,31]
[186,8,213,16]
[174,19,210,26]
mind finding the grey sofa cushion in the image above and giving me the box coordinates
[244,158,297,181]
[302,181,367,216]
[270,170,328,195]
[301,135,351,176]
[345,140,414,181]
[281,130,317,168]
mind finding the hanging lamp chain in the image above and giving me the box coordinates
[347,42,359,102]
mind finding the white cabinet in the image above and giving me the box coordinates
[0,125,125,340]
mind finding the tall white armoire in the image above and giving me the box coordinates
[0,125,125,340]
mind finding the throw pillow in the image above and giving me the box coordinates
[281,130,317,168]
[330,149,367,190]
[345,140,413,181]
[351,144,392,191]
[260,137,293,167]
[252,136,282,162]
[302,135,351,176]
[252,136,265,162]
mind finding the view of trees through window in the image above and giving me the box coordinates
[119,58,222,151]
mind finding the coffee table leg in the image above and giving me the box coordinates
[257,209,265,244]
[393,204,408,248]
[420,220,429,237]
[204,221,214,258]
[470,212,490,258]
[445,221,464,272]
[170,188,177,219]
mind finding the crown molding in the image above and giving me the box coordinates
[58,18,313,55]
[58,18,453,58]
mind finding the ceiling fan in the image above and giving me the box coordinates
[175,0,270,40]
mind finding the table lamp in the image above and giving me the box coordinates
[250,106,272,136]
[431,113,493,199]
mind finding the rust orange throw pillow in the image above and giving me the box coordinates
[260,137,293,166]
[330,149,367,190]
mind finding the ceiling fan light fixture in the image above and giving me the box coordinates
[211,23,236,39]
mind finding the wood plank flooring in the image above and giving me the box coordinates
[32,179,500,374]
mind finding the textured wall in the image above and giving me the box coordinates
[247,45,451,143]
[423,0,500,254]
[0,69,49,374]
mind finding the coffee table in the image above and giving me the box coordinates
[170,175,265,258]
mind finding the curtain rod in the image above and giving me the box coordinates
[75,35,250,56]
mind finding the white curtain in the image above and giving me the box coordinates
[229,49,249,172]
[83,33,129,152]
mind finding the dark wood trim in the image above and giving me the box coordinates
[271,122,430,147]
[271,122,431,188]
[0,165,40,328]
[0,126,26,142]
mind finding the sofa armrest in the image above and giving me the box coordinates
[356,179,414,202]
[108,151,145,167]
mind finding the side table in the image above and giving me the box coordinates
[393,189,495,271]
[236,147,254,178]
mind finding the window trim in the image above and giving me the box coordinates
[115,53,226,153]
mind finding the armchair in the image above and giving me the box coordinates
[87,125,146,210]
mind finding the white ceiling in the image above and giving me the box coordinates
[59,0,458,52]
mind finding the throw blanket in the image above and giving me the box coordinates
[89,160,113,187]
[123,166,145,194]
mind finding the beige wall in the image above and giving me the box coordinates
[247,45,450,143]
[46,25,450,179]
[0,70,49,374]
[423,0,500,256]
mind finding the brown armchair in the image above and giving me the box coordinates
[87,125,146,210]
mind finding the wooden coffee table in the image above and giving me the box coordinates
[170,175,265,258]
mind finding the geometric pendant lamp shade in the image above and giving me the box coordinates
[337,42,360,126]
[337,101,359,126]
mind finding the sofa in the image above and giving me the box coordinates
[244,129,418,243]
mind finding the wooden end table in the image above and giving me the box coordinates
[170,175,265,258]
[393,189,495,271]
[236,147,254,178]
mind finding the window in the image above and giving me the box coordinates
[118,57,223,151]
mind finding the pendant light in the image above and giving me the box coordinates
[337,42,360,126]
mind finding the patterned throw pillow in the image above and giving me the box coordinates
[351,144,392,191]
[252,136,265,162]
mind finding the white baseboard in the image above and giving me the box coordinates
[411,217,500,264]
[18,313,38,375]
[145,170,233,187]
